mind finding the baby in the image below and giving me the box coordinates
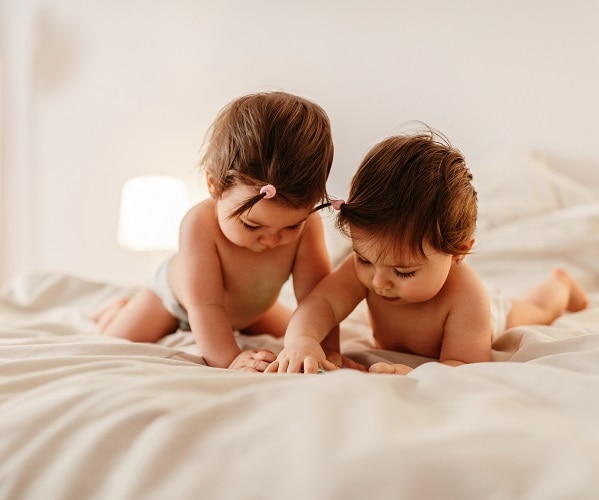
[96,91,344,372]
[267,128,588,374]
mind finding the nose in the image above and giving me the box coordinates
[372,268,392,291]
[260,231,281,248]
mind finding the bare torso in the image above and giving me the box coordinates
[168,200,302,330]
[365,263,488,359]
[367,291,451,358]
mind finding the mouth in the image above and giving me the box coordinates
[378,295,399,302]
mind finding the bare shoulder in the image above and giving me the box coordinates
[180,199,216,230]
[293,213,327,263]
[179,199,219,246]
[174,199,221,281]
[298,211,326,243]
[440,262,493,363]
[169,199,224,306]
[291,212,332,300]
[445,262,489,307]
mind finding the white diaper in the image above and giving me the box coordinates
[149,255,191,331]
[486,284,512,338]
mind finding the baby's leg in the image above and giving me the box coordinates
[506,269,589,328]
[241,301,293,337]
[91,296,131,332]
[100,288,179,342]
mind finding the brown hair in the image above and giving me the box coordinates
[200,91,334,217]
[337,127,477,258]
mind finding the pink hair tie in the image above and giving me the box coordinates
[330,199,345,210]
[260,184,277,199]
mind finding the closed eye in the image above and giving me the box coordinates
[354,254,371,265]
[241,221,260,231]
[394,270,416,279]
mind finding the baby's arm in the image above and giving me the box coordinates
[289,214,343,364]
[267,255,366,373]
[181,261,276,371]
[439,266,493,366]
[172,205,245,368]
[185,303,243,368]
[290,214,332,304]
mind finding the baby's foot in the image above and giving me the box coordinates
[554,269,589,312]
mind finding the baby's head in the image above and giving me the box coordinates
[337,128,477,260]
[201,91,334,216]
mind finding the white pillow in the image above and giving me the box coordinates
[473,149,597,230]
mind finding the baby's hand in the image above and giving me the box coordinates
[323,349,368,372]
[228,349,277,373]
[265,338,334,374]
[368,362,413,375]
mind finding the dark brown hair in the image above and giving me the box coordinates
[200,91,334,216]
[337,127,477,258]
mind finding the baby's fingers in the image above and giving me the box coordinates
[341,356,368,372]
[369,362,395,374]
[252,349,277,363]
[369,362,412,375]
[320,359,339,372]
[264,360,279,373]
[302,357,320,374]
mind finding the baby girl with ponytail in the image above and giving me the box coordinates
[96,91,355,372]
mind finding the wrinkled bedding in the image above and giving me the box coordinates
[1,154,599,499]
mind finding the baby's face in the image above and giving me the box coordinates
[350,228,455,304]
[216,183,313,252]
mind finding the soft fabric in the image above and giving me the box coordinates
[0,271,598,499]
[474,148,597,230]
[2,156,599,499]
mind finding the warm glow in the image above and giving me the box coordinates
[118,176,190,251]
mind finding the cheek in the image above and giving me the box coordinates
[401,281,436,301]
[353,264,372,287]
[406,270,449,301]
[218,218,251,246]
[279,230,302,245]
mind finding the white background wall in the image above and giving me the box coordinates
[1,0,598,286]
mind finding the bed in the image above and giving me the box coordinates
[1,151,599,499]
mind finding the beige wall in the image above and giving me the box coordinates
[2,0,599,286]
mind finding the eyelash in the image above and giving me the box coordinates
[241,222,302,231]
[356,255,416,278]
[241,221,260,231]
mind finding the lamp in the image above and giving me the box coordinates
[118,175,190,251]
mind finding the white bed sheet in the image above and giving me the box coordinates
[2,156,599,499]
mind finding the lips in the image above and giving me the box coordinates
[379,295,399,302]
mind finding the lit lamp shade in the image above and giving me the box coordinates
[118,176,190,251]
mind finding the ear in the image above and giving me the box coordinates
[460,237,475,253]
[453,238,475,265]
[205,170,218,198]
